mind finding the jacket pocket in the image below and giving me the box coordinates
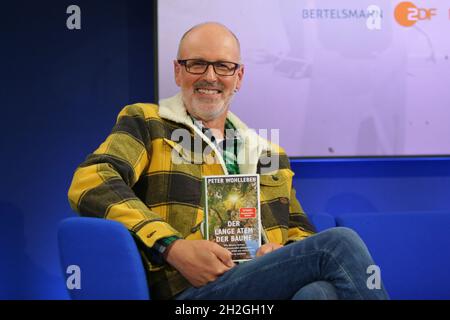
[163,138,220,165]
[162,138,200,164]
[260,169,294,187]
[260,169,294,202]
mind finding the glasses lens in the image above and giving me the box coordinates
[213,62,237,76]
[185,60,208,74]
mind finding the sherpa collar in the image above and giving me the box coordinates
[158,93,273,174]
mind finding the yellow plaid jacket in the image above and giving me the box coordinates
[68,93,316,299]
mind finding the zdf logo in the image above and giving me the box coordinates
[394,1,437,27]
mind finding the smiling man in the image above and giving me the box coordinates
[175,23,243,128]
[68,22,389,300]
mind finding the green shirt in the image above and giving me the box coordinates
[191,116,241,175]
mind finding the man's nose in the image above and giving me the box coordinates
[203,64,218,81]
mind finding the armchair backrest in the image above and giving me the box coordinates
[57,217,150,299]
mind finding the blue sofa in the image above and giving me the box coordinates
[310,211,450,299]
[57,157,450,299]
[292,157,450,299]
[58,212,450,300]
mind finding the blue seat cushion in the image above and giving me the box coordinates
[335,211,450,299]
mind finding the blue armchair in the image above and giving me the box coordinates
[57,217,150,300]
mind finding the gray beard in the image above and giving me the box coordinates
[185,92,236,121]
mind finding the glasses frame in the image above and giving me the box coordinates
[177,59,241,76]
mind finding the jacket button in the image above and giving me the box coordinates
[272,175,279,181]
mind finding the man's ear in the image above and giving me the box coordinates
[174,60,182,87]
[235,64,244,91]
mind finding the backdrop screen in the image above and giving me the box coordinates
[158,0,450,157]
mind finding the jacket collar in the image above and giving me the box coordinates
[159,93,274,174]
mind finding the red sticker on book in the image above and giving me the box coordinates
[240,207,256,218]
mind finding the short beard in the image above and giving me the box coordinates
[191,99,227,121]
[184,91,236,122]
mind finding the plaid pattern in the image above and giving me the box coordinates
[68,101,316,299]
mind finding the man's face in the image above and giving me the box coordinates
[174,26,244,121]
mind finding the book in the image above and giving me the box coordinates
[202,174,261,262]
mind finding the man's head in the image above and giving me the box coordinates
[174,22,244,121]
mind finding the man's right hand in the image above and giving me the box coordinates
[163,239,235,288]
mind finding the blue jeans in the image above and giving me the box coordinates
[175,227,389,300]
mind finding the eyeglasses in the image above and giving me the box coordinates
[177,59,240,76]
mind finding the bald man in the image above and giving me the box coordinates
[68,23,389,300]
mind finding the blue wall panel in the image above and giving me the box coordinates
[0,0,155,299]
[291,158,450,217]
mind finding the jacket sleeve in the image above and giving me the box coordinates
[67,104,182,249]
[286,185,317,243]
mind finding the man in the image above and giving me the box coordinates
[68,22,389,300]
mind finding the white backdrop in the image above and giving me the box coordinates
[158,0,450,157]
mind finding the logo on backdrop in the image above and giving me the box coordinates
[301,5,384,30]
[394,1,437,27]
[302,6,384,21]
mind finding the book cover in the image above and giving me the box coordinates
[203,174,261,262]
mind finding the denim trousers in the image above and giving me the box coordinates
[175,227,389,300]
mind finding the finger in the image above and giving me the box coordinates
[256,245,271,257]
[212,265,232,277]
[273,244,283,251]
[210,243,235,267]
[256,248,263,257]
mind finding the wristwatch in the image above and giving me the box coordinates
[153,235,181,257]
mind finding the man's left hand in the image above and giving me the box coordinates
[256,243,283,257]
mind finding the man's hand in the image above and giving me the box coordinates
[163,239,235,288]
[256,243,283,257]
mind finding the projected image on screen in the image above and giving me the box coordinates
[158,0,450,157]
